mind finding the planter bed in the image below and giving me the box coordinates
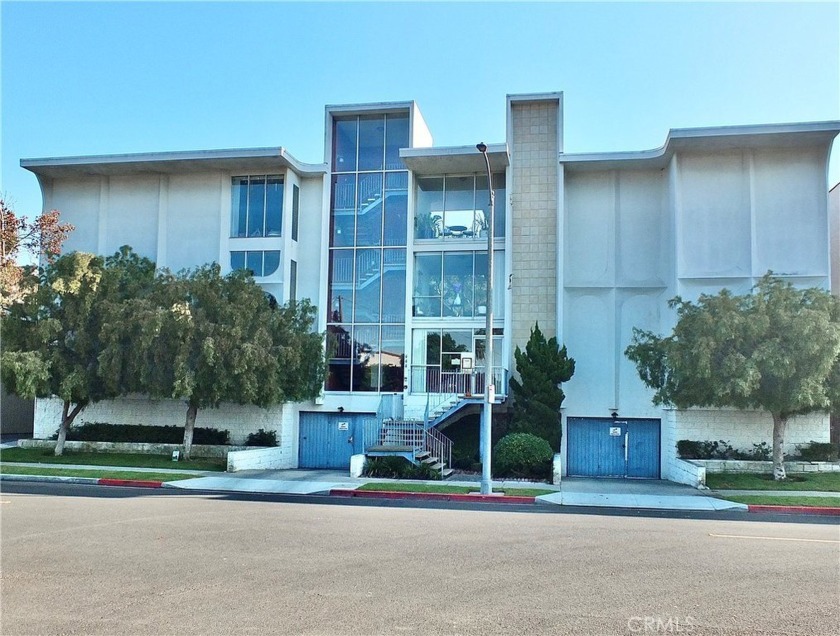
[687,459,840,474]
[20,439,248,459]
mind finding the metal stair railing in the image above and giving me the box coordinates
[424,390,458,429]
[425,426,452,473]
[377,419,425,452]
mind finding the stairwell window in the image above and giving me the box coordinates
[326,110,409,392]
[231,175,283,238]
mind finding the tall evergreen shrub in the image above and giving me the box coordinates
[509,323,575,451]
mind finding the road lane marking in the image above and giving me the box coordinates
[709,533,839,544]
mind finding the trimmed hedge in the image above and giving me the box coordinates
[794,441,839,462]
[493,433,553,480]
[245,429,278,447]
[56,422,230,445]
[676,439,771,461]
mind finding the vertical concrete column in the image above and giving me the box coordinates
[508,95,561,355]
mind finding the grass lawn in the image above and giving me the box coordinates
[706,472,840,492]
[0,465,198,481]
[719,494,840,507]
[357,482,556,497]
[0,447,226,472]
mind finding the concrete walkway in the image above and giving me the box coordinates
[168,471,747,511]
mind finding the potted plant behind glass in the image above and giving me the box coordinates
[415,212,441,239]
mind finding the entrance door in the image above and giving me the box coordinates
[566,418,660,479]
[299,413,366,469]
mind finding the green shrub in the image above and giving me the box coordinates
[677,439,772,461]
[362,456,441,480]
[245,429,278,447]
[794,441,839,462]
[738,442,771,461]
[451,447,477,470]
[492,433,553,480]
[677,440,733,459]
[55,422,230,445]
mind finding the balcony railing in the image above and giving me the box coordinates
[410,365,507,398]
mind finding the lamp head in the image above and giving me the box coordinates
[476,142,487,153]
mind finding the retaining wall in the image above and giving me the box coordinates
[19,439,246,459]
[691,459,840,474]
[669,458,707,488]
[226,447,288,472]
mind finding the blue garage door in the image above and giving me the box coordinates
[567,418,660,479]
[299,413,368,469]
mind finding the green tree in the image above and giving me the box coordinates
[625,275,840,480]
[509,323,575,451]
[100,265,324,460]
[1,198,74,309]
[1,248,156,454]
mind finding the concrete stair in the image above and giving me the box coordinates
[415,450,454,479]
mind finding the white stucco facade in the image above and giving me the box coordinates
[22,95,840,481]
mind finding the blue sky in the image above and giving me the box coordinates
[2,2,839,218]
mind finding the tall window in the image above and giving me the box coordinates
[291,185,300,241]
[289,260,297,301]
[415,174,505,240]
[327,112,409,392]
[231,175,283,238]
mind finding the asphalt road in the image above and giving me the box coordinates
[1,484,838,636]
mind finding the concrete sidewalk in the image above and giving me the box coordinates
[168,471,748,511]
[4,461,801,511]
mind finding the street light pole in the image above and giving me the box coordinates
[476,142,494,496]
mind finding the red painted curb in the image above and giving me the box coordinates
[748,504,840,516]
[330,489,535,504]
[97,478,164,489]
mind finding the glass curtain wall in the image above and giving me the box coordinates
[327,113,409,392]
[414,174,505,240]
[413,250,505,318]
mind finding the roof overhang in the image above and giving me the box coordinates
[400,143,509,175]
[561,121,840,172]
[20,147,328,179]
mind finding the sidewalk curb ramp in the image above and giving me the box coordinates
[748,504,840,516]
[330,488,535,504]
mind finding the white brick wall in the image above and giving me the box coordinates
[672,409,829,454]
[33,396,299,463]
[662,409,829,483]
[669,458,706,488]
[227,447,289,471]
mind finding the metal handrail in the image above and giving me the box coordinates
[411,365,508,397]
[425,427,452,472]
[363,416,454,476]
